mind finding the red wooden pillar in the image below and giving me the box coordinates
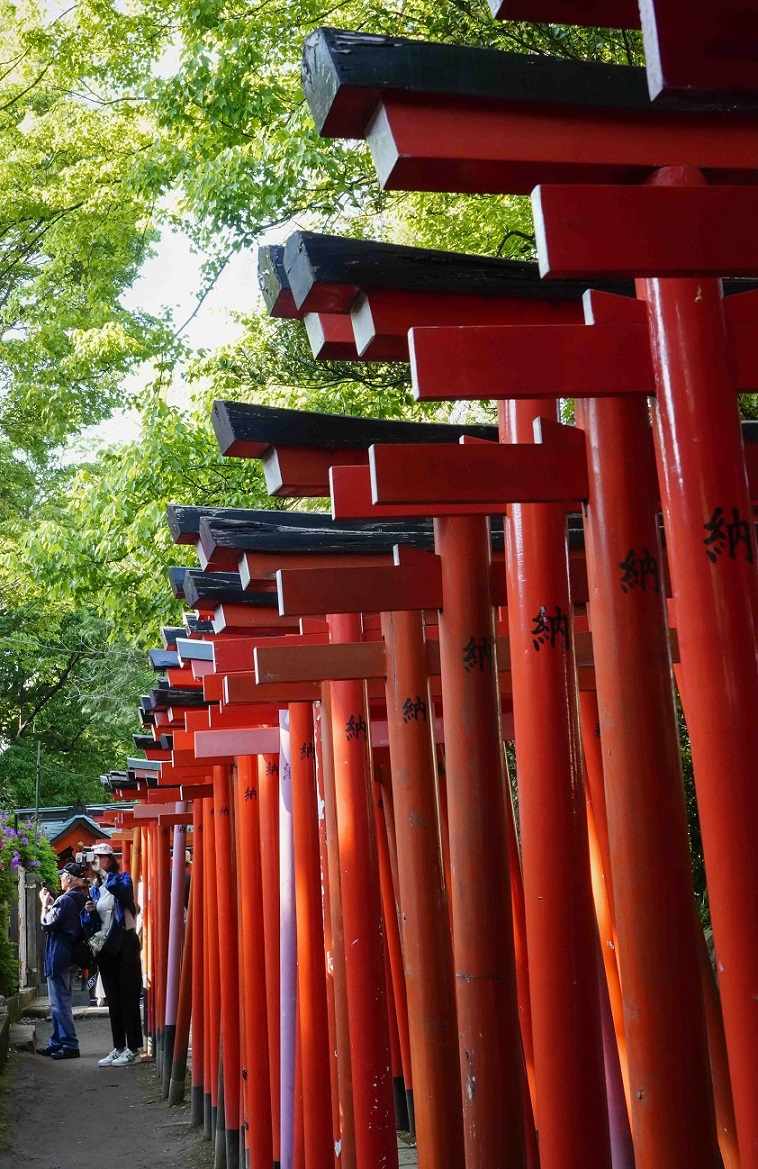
[155,821,172,1080]
[289,701,333,1169]
[236,754,273,1169]
[259,752,282,1165]
[503,752,536,1125]
[641,168,758,1169]
[214,765,242,1169]
[326,611,398,1169]
[374,777,413,1134]
[204,795,222,1142]
[434,514,526,1168]
[191,799,206,1127]
[168,867,193,1105]
[576,391,718,1169]
[502,399,611,1169]
[141,825,153,1056]
[379,609,464,1169]
[313,697,353,1169]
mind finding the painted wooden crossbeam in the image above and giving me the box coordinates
[489,0,639,24]
[368,441,589,505]
[180,783,215,799]
[351,289,580,361]
[213,633,329,674]
[148,787,180,803]
[255,641,387,684]
[277,560,445,617]
[165,667,203,689]
[367,99,758,194]
[194,726,281,759]
[239,549,395,587]
[639,0,758,103]
[252,629,636,686]
[327,462,500,519]
[133,802,182,819]
[302,311,358,359]
[172,749,233,768]
[409,318,758,400]
[262,445,365,497]
[329,464,502,519]
[157,763,213,785]
[223,674,327,705]
[211,604,302,636]
[534,184,758,278]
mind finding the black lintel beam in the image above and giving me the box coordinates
[212,401,498,459]
[183,570,280,609]
[161,626,183,649]
[258,245,298,317]
[183,614,215,636]
[168,566,188,599]
[148,648,179,672]
[198,513,435,557]
[301,28,758,141]
[282,230,633,314]
[132,734,156,750]
[489,0,639,27]
[147,687,209,712]
[167,504,303,545]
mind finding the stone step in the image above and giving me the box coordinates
[10,1024,36,1052]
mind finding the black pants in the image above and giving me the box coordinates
[97,929,143,1052]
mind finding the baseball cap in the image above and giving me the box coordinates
[58,861,86,879]
[92,842,114,855]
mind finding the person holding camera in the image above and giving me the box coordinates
[81,842,143,1067]
[37,861,89,1060]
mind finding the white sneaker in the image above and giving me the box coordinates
[98,1048,123,1067]
[112,1048,139,1066]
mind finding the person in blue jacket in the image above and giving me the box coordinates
[81,842,143,1067]
[37,861,88,1060]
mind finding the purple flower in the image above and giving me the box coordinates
[9,859,19,870]
[28,861,39,868]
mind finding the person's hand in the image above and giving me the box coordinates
[84,899,95,913]
[39,890,53,908]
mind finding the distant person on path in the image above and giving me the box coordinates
[37,861,88,1060]
[82,842,143,1067]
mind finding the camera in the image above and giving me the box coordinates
[75,851,96,864]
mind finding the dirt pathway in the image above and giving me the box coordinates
[1,1014,211,1169]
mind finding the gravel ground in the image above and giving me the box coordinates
[0,1014,211,1169]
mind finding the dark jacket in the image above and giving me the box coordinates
[81,870,136,936]
[42,887,87,977]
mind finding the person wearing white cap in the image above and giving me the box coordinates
[81,842,143,1066]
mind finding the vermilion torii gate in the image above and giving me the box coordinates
[300,17,758,1169]
[255,226,752,1169]
[98,11,758,1169]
